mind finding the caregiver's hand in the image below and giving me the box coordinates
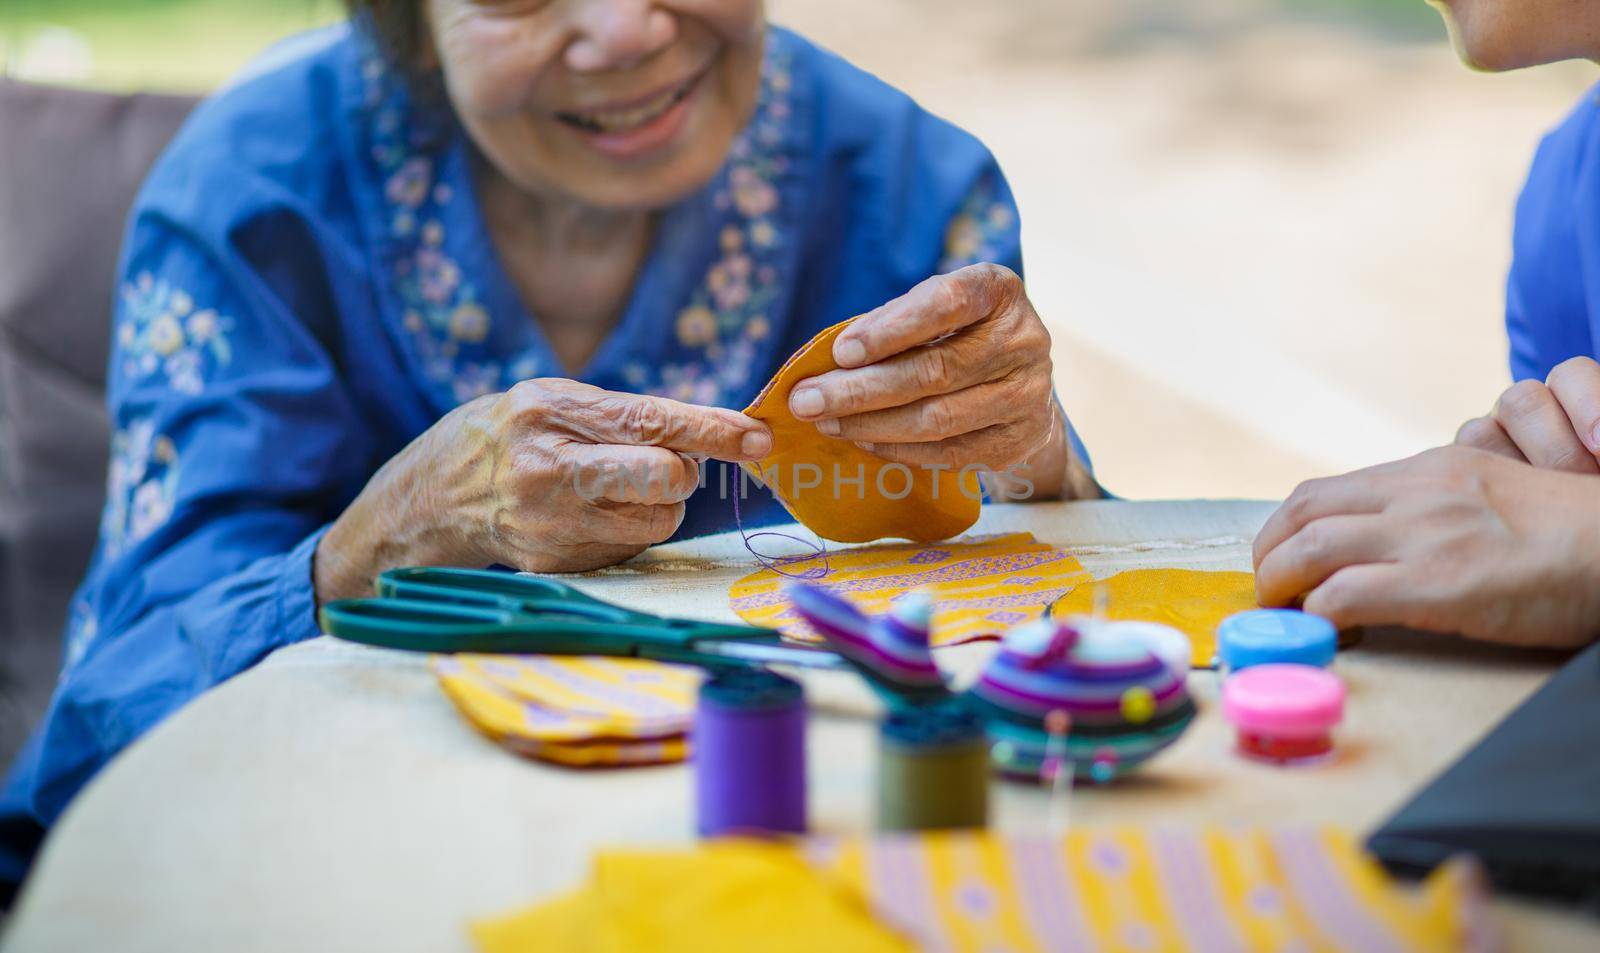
[1453,356,1600,473]
[1253,446,1600,648]
[787,263,1088,499]
[314,379,772,600]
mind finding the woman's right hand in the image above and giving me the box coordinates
[315,378,772,601]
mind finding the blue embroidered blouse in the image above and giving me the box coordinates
[0,23,1055,884]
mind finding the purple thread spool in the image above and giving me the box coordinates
[694,669,807,837]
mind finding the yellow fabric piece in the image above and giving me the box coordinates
[472,829,1493,953]
[471,890,598,953]
[470,840,912,953]
[1051,568,1259,667]
[433,655,699,767]
[742,317,981,543]
[729,532,1089,645]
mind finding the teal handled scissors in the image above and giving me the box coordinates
[319,566,847,671]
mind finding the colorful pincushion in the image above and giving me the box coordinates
[974,618,1197,782]
[784,583,951,704]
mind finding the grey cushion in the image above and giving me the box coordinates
[0,79,198,766]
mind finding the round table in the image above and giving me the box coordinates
[5,501,1596,952]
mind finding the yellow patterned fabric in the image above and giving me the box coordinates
[433,655,700,767]
[729,533,1089,646]
[472,840,911,953]
[1051,568,1259,667]
[472,829,1495,953]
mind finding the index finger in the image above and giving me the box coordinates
[1252,472,1392,571]
[833,263,1020,368]
[569,392,773,461]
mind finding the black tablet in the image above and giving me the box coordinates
[1367,641,1600,905]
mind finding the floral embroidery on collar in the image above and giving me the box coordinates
[116,271,235,396]
[360,58,523,406]
[102,416,180,558]
[357,31,802,410]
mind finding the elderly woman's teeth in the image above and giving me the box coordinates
[560,84,688,134]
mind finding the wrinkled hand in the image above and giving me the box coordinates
[1454,356,1600,474]
[786,263,1059,478]
[318,379,772,598]
[1253,446,1600,648]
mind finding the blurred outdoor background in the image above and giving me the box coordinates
[3,0,1594,500]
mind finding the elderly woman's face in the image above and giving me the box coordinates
[425,0,765,210]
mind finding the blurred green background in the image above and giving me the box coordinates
[4,0,1444,92]
[3,0,342,90]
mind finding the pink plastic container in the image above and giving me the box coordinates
[1221,664,1345,764]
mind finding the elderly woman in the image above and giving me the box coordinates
[0,1,1095,886]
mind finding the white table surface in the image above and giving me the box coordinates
[4,500,1596,952]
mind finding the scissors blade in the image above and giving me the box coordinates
[686,638,850,670]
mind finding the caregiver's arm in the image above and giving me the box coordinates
[1252,446,1600,647]
[786,263,1100,501]
[314,381,771,602]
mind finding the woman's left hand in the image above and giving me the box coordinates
[1253,446,1600,648]
[786,263,1071,493]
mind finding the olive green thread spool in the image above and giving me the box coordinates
[877,702,989,832]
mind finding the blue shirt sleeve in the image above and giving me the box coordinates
[1506,86,1600,381]
[0,211,372,875]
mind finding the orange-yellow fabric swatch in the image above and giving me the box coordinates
[730,532,1088,646]
[741,318,980,543]
[433,655,699,767]
[1051,568,1258,667]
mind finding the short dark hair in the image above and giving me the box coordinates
[344,0,427,73]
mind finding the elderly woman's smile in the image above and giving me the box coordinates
[429,0,763,209]
[554,70,701,138]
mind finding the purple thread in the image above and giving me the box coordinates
[729,467,830,579]
[695,671,807,836]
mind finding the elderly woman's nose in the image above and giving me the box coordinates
[564,0,677,73]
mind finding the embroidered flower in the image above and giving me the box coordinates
[449,302,489,343]
[185,309,219,342]
[416,247,461,305]
[116,272,235,395]
[386,156,433,207]
[937,174,1018,274]
[163,350,204,395]
[945,218,984,264]
[707,253,752,311]
[749,219,777,248]
[147,314,185,356]
[102,417,180,557]
[675,305,718,347]
[731,165,778,217]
